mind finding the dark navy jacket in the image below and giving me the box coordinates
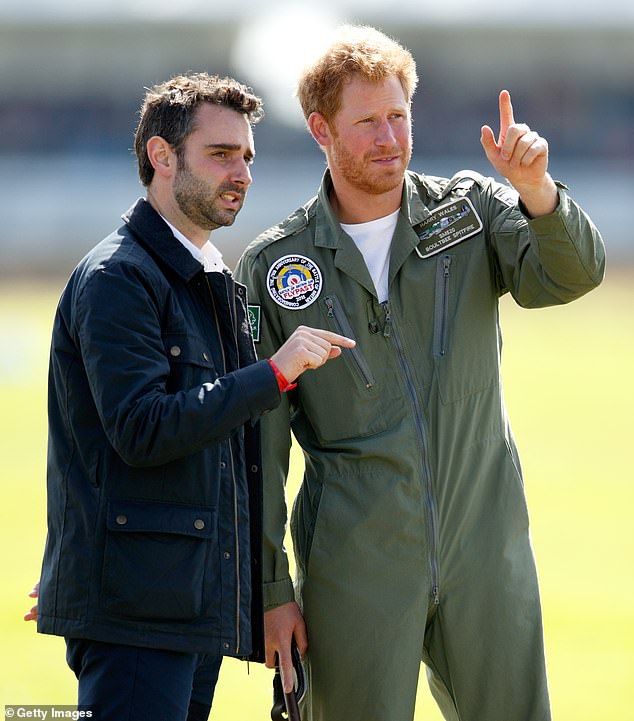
[37,198,280,660]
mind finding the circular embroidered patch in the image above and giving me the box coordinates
[266,254,323,310]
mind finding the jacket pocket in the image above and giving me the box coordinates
[163,332,216,393]
[102,499,216,621]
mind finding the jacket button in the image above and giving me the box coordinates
[224,551,231,560]
[170,346,181,357]
[202,352,209,362]
[223,642,230,650]
[220,461,226,470]
[115,514,128,526]
[250,464,258,473]
[193,519,205,530]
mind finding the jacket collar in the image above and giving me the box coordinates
[122,198,205,283]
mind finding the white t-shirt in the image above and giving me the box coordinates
[340,209,399,303]
[161,215,228,274]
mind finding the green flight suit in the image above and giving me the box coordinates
[235,169,605,721]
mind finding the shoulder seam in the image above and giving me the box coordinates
[242,196,318,260]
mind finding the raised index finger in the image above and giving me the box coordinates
[498,89,514,143]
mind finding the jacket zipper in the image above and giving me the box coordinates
[433,256,452,357]
[324,296,375,389]
[228,280,242,654]
[227,435,241,653]
[383,301,440,605]
[205,274,242,653]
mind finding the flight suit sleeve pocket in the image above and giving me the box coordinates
[102,499,217,621]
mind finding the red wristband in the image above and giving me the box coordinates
[268,359,297,392]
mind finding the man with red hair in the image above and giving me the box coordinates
[236,25,605,721]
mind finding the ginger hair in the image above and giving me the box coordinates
[297,25,418,122]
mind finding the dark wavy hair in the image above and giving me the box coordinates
[134,73,263,187]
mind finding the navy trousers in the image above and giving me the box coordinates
[66,638,222,721]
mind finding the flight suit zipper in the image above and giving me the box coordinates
[383,301,440,605]
[324,295,375,390]
[205,274,242,653]
[433,255,452,357]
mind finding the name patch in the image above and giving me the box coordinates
[267,254,323,310]
[414,197,483,259]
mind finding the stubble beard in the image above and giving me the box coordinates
[173,159,244,231]
[331,136,412,196]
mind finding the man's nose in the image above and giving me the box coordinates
[375,119,397,146]
[232,158,252,186]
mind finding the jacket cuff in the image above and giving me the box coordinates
[233,359,281,424]
[263,578,296,611]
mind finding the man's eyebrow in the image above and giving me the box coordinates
[205,143,241,150]
[205,143,255,158]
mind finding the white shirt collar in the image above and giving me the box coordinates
[160,215,228,274]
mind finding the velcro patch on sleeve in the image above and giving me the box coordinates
[247,304,261,342]
[494,186,520,207]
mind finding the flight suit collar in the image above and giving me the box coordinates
[314,171,376,296]
[312,170,437,296]
[388,172,437,284]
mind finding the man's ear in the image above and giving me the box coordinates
[146,136,176,178]
[307,112,333,148]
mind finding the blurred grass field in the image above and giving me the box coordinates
[1,270,632,720]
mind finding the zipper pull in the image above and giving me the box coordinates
[325,297,334,317]
[383,303,392,338]
[366,299,379,334]
[443,256,451,277]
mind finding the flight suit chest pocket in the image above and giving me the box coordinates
[432,252,498,403]
[163,333,217,392]
[294,294,398,443]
